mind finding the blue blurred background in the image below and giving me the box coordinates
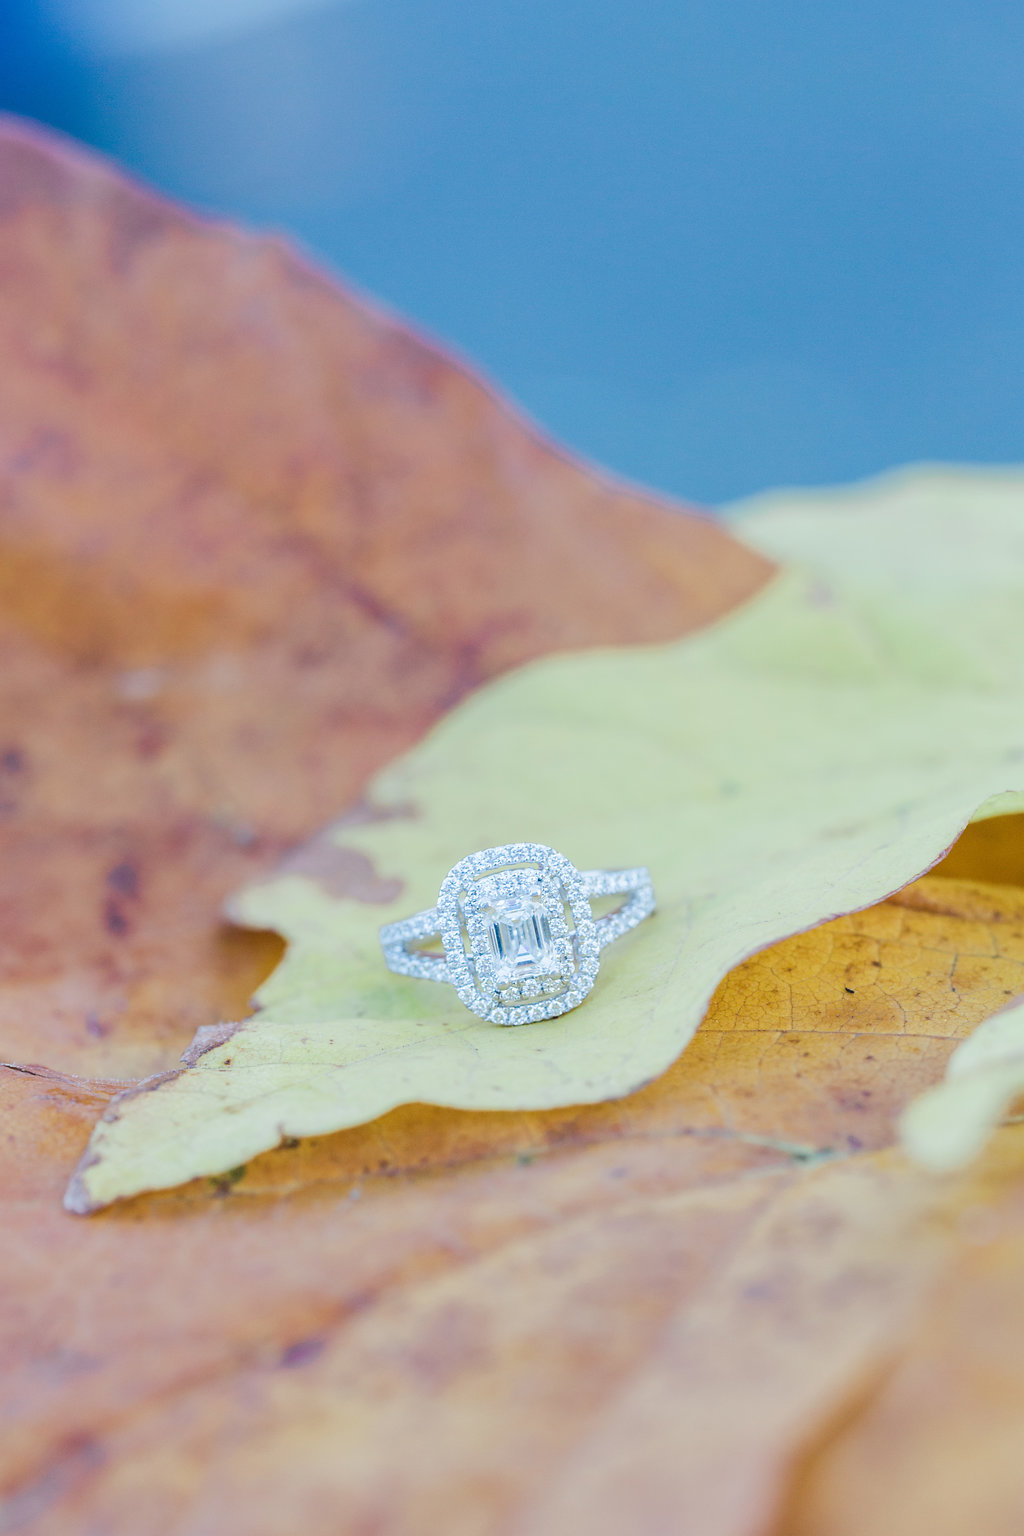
[2,0,1022,505]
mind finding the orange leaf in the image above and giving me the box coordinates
[2,871,1022,1534]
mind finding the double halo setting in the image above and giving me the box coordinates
[380,843,655,1025]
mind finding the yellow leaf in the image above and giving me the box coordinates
[67,468,1024,1211]
[901,997,1024,1171]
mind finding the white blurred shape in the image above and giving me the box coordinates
[41,0,346,58]
[69,0,411,216]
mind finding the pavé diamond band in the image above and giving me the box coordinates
[379,843,655,1025]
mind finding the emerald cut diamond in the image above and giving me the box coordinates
[482,883,556,985]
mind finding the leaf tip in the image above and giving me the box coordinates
[63,1154,101,1216]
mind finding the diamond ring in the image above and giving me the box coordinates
[379,843,655,1025]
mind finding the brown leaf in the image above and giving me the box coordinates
[0,116,769,1081]
[778,1161,1024,1536]
[2,872,1022,1535]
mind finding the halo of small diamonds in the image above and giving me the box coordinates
[380,845,655,1025]
[435,844,595,1024]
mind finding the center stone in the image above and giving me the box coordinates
[483,889,557,985]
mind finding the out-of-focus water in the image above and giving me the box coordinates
[3,0,1023,505]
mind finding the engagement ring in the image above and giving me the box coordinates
[380,843,655,1025]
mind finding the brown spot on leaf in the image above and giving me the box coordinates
[102,900,129,937]
[275,837,403,905]
[279,1337,327,1370]
[105,862,139,899]
[179,1021,242,1068]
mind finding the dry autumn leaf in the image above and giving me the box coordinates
[780,1132,1024,1536]
[66,468,1024,1209]
[4,869,1024,1536]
